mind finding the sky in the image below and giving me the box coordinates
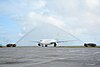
[0,0,100,46]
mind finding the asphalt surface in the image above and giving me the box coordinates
[0,47,100,67]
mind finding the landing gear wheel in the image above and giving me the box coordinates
[45,45,48,47]
[54,43,57,47]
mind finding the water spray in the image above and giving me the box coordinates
[16,27,37,44]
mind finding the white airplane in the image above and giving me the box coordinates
[33,39,76,47]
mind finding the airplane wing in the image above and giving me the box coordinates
[21,41,40,43]
[29,41,40,43]
[56,40,77,43]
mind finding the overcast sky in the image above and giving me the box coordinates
[0,0,100,46]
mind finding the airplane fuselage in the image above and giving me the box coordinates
[36,39,75,47]
[38,39,57,47]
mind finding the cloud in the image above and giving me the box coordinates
[33,0,46,9]
[1,0,100,44]
[46,0,80,16]
[0,0,46,15]
[18,33,24,37]
[11,0,100,41]
[85,0,99,9]
[14,12,66,32]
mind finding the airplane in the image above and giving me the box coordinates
[32,39,76,47]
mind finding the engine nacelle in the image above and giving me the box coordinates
[38,43,41,46]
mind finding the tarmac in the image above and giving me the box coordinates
[0,47,100,67]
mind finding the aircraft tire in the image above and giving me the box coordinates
[45,45,48,47]
[54,43,57,47]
